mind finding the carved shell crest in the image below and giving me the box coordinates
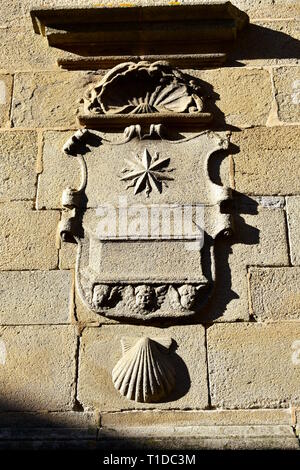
[112,336,175,403]
[83,61,204,115]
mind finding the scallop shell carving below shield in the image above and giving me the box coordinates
[112,336,176,403]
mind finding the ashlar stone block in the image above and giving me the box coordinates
[0,131,37,202]
[249,267,300,321]
[286,196,300,266]
[232,127,300,195]
[208,323,300,409]
[0,75,13,127]
[12,71,103,128]
[195,68,272,128]
[0,202,59,270]
[0,326,77,411]
[205,203,289,321]
[0,270,73,324]
[274,66,300,123]
[78,325,208,411]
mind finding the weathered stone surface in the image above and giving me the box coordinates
[0,75,13,127]
[0,431,298,450]
[232,127,300,195]
[0,131,37,202]
[0,270,72,324]
[233,20,300,66]
[194,68,272,128]
[252,196,285,209]
[0,326,77,410]
[0,202,59,270]
[37,131,81,210]
[98,423,299,450]
[1,1,95,27]
[59,242,78,270]
[0,411,98,439]
[274,67,300,122]
[205,203,289,321]
[99,424,295,439]
[0,23,63,72]
[208,323,300,409]
[2,0,299,24]
[12,72,102,128]
[287,197,300,266]
[249,267,300,321]
[75,290,117,325]
[242,1,300,20]
[0,432,298,450]
[91,240,205,281]
[101,409,292,427]
[78,325,208,410]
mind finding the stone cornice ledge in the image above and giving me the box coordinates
[77,112,213,130]
[31,2,249,60]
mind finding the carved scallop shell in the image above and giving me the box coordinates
[112,336,175,403]
[84,61,203,116]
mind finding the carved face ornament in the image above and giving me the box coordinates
[178,284,200,310]
[92,284,110,307]
[134,285,155,309]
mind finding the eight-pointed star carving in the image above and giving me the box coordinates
[120,148,174,197]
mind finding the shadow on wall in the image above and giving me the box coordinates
[203,191,259,322]
[0,396,210,451]
[230,23,300,64]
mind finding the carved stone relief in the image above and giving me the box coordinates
[59,61,233,401]
[91,283,210,319]
[59,129,231,320]
[120,148,174,198]
[77,61,212,128]
[82,61,204,116]
[112,336,175,403]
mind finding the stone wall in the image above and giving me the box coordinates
[0,0,299,450]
